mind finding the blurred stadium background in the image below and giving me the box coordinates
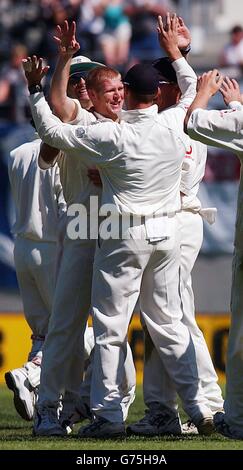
[0,0,242,384]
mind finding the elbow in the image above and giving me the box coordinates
[51,95,68,119]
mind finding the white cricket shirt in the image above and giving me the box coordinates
[187,106,243,248]
[9,138,66,241]
[30,94,189,217]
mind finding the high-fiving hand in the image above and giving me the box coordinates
[157,13,181,60]
[22,56,49,87]
[53,20,80,56]
[220,77,242,106]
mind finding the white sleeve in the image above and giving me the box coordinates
[172,57,197,110]
[29,93,115,161]
[68,99,96,125]
[180,141,207,194]
[54,165,67,218]
[187,107,243,153]
[228,100,243,111]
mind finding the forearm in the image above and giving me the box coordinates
[184,91,211,131]
[186,107,243,153]
[173,57,197,107]
[163,43,182,62]
[29,92,101,157]
[50,54,76,122]
[39,142,60,166]
[30,92,72,149]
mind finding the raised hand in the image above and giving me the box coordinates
[177,16,191,50]
[53,20,80,56]
[157,13,180,60]
[22,56,49,86]
[220,77,242,106]
[197,70,224,98]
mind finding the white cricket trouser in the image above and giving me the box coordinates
[224,248,243,431]
[38,237,136,411]
[91,222,213,423]
[143,211,223,414]
[38,238,95,407]
[14,237,57,359]
[80,340,136,421]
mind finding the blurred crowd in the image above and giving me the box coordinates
[0,0,179,124]
[1,1,243,125]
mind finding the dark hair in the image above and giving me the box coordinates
[231,25,243,35]
[127,90,158,104]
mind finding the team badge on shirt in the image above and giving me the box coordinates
[75,127,86,138]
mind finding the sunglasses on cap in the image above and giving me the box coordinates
[68,71,89,84]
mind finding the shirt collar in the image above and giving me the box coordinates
[93,110,114,122]
[121,104,158,123]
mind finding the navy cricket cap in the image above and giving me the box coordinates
[123,63,160,94]
[152,57,178,84]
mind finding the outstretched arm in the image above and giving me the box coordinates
[157,14,196,108]
[50,20,80,122]
[183,71,243,154]
[184,70,224,131]
[23,56,63,167]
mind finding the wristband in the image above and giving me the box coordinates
[28,84,43,94]
[179,44,191,56]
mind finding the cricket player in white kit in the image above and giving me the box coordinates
[5,135,66,421]
[127,57,224,436]
[49,49,136,430]
[50,22,136,427]
[184,70,243,440]
[23,29,135,434]
[28,14,215,439]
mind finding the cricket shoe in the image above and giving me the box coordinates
[181,420,199,435]
[78,416,126,439]
[196,416,215,436]
[33,405,67,437]
[126,408,182,437]
[60,402,92,435]
[214,412,243,440]
[5,363,39,421]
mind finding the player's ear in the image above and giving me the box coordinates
[87,88,96,102]
[124,84,129,98]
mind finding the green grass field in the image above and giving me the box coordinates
[1,384,243,451]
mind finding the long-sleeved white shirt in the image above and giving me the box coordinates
[9,138,66,241]
[30,93,189,217]
[187,106,243,248]
[180,140,207,211]
[39,57,196,214]
[39,101,102,210]
[156,58,207,211]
